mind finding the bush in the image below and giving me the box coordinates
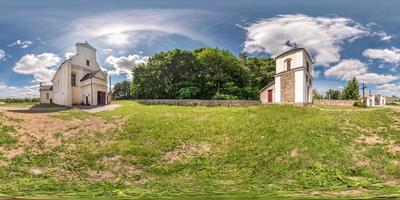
[353,101,366,107]
[178,87,200,99]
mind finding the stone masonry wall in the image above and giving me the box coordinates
[135,99,261,107]
[314,99,355,106]
[280,72,295,103]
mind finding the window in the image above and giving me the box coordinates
[46,93,49,100]
[86,59,90,66]
[71,73,76,86]
[285,59,291,71]
[306,62,310,72]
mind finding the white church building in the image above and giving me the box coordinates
[39,42,111,107]
[259,47,313,104]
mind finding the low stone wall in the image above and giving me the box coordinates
[314,99,355,106]
[135,99,261,107]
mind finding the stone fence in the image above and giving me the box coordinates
[135,99,261,107]
[313,99,355,106]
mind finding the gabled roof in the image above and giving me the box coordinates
[273,47,314,63]
[258,81,275,93]
[39,85,53,91]
[80,70,101,82]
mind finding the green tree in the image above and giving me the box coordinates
[342,77,359,100]
[325,89,341,100]
[112,80,132,99]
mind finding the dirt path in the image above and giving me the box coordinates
[0,110,123,160]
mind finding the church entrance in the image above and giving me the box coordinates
[97,91,106,105]
[267,89,273,103]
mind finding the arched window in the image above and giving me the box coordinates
[285,59,291,71]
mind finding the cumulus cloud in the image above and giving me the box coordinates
[105,54,148,79]
[0,83,39,98]
[363,47,400,64]
[243,14,372,66]
[8,40,33,48]
[0,49,5,60]
[64,52,75,59]
[324,59,397,84]
[13,53,61,84]
[376,83,400,96]
[324,59,367,80]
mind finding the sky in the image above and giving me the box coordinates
[0,0,399,98]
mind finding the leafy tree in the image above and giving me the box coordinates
[112,80,132,99]
[312,89,323,100]
[325,89,341,100]
[131,48,275,100]
[342,77,359,100]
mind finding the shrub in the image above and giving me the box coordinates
[353,100,366,107]
[212,92,238,100]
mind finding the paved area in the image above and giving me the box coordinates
[73,104,121,113]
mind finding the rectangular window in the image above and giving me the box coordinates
[46,93,49,100]
[71,74,76,86]
[86,59,90,66]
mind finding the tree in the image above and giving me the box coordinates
[112,80,132,99]
[312,89,323,100]
[325,89,341,100]
[130,48,275,100]
[342,77,359,100]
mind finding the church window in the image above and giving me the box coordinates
[86,59,90,66]
[285,59,291,71]
[46,93,49,100]
[306,62,310,72]
[71,73,76,87]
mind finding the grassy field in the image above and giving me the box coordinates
[0,100,400,199]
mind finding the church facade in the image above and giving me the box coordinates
[260,47,313,104]
[39,42,111,107]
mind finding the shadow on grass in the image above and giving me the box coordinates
[7,103,70,113]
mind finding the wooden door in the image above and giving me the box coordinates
[267,90,273,102]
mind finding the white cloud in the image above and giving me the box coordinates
[324,59,367,80]
[363,47,400,64]
[0,83,39,98]
[374,32,393,41]
[324,59,398,84]
[0,49,5,60]
[243,14,371,66]
[376,83,400,96]
[64,52,75,59]
[13,53,61,84]
[56,9,213,50]
[105,54,148,79]
[8,40,33,48]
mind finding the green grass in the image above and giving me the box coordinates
[0,102,37,108]
[0,100,400,199]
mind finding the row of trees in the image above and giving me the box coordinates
[129,48,275,100]
[0,98,39,103]
[313,77,360,100]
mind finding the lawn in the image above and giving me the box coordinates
[0,102,37,108]
[0,100,399,199]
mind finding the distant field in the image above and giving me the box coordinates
[0,100,399,199]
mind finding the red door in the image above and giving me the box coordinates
[267,90,273,102]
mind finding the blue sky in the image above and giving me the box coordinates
[0,0,399,97]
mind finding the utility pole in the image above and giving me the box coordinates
[361,82,367,107]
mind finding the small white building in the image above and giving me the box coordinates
[39,42,111,107]
[365,94,386,107]
[260,47,313,104]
